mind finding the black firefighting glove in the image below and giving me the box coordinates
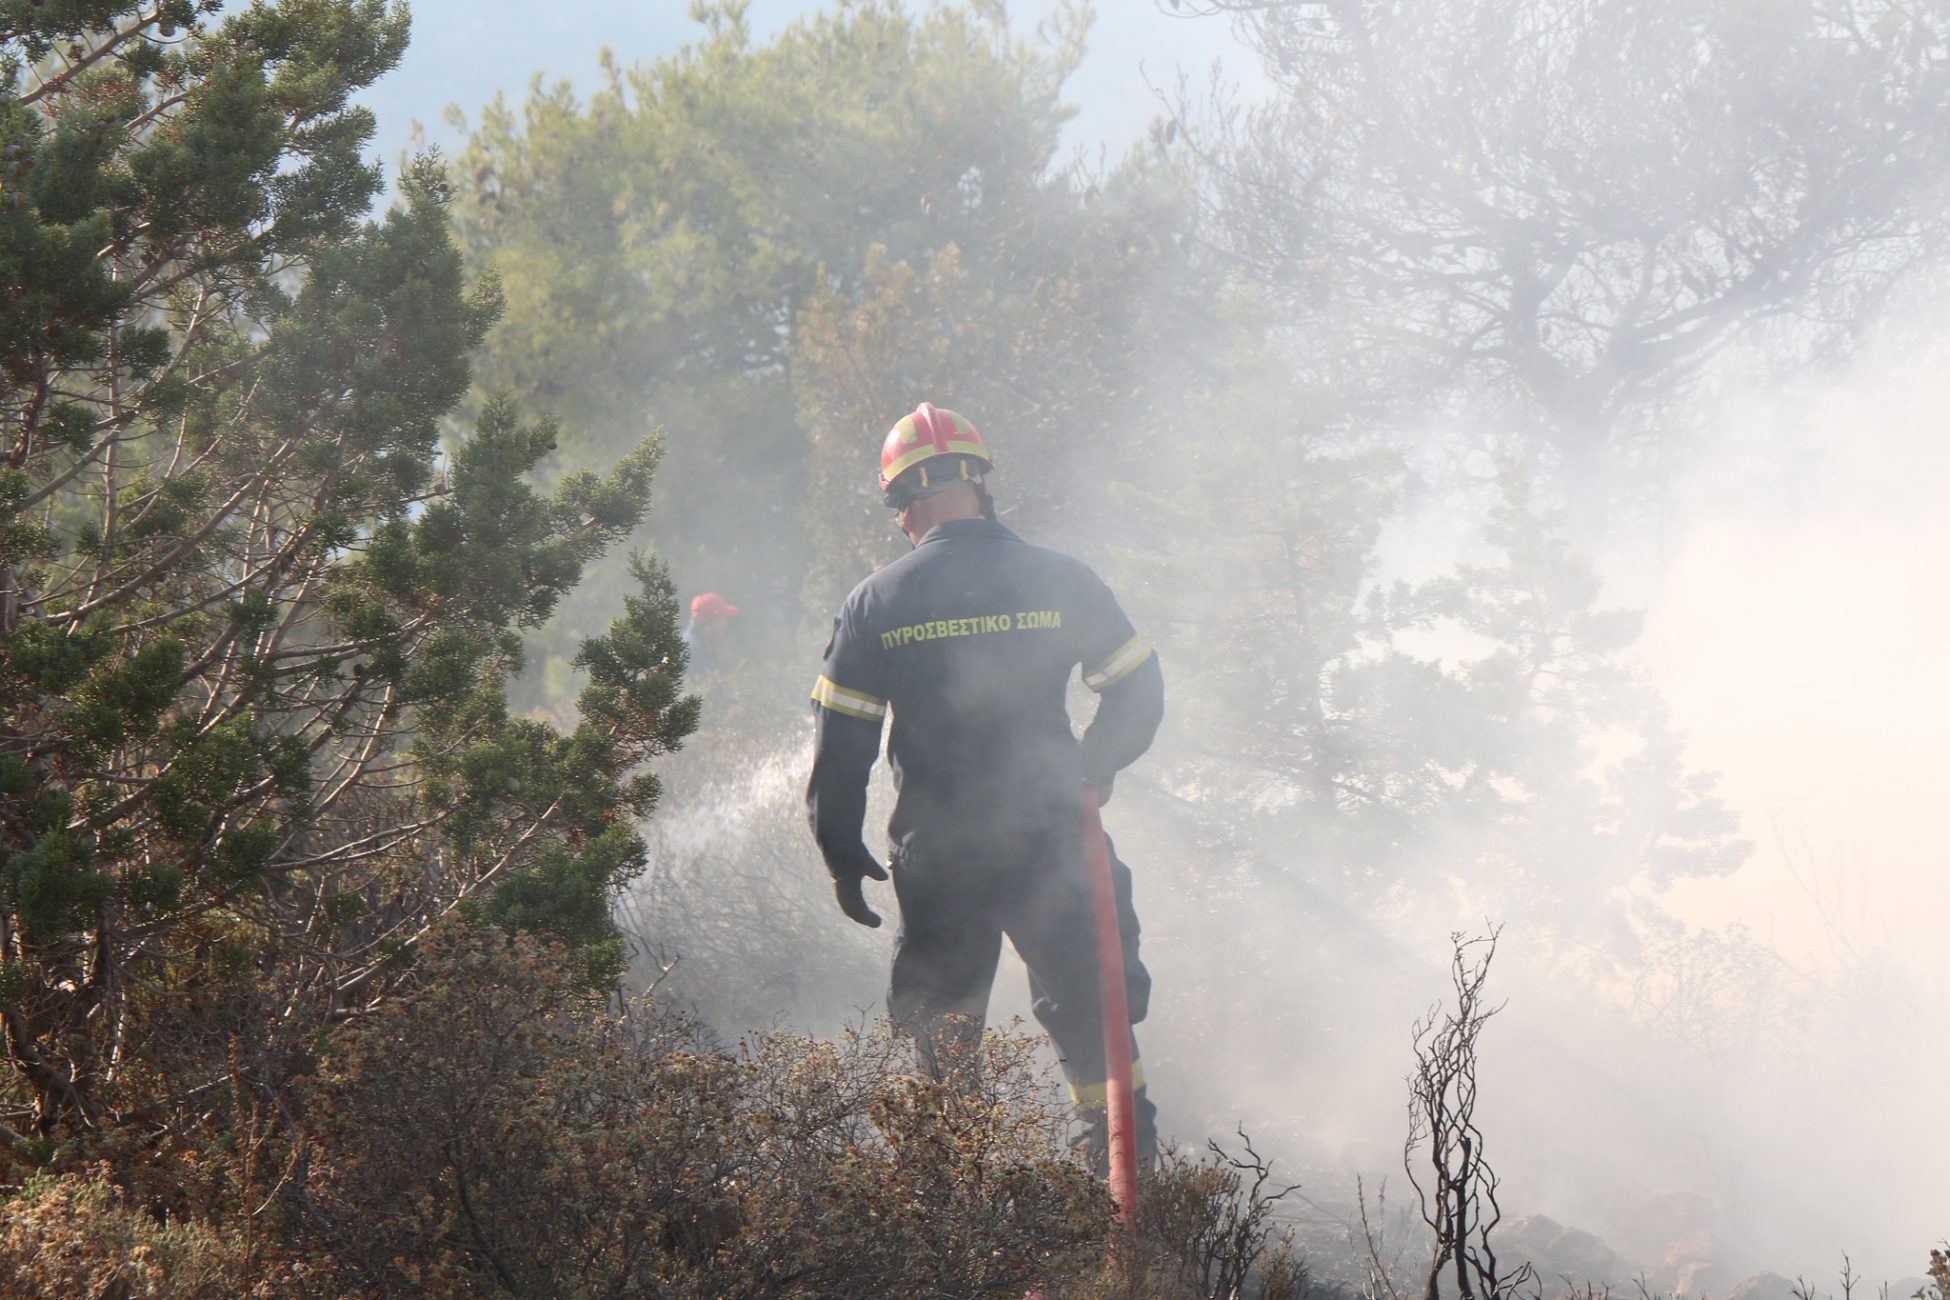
[831,853,889,928]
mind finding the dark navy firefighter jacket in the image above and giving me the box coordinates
[807,518,1164,880]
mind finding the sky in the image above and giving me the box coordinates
[356,0,1255,178]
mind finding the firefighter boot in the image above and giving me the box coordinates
[1069,1086,1159,1178]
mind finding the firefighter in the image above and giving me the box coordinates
[805,402,1164,1169]
[681,592,739,673]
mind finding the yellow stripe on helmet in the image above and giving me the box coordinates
[881,438,991,486]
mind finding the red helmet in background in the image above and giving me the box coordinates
[878,403,993,507]
[690,592,739,621]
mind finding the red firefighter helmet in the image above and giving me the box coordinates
[878,402,993,506]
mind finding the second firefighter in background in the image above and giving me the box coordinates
[805,402,1165,1167]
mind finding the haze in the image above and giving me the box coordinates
[379,0,1948,1287]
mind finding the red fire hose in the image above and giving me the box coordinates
[1081,787,1139,1237]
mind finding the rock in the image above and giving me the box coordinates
[1544,1226,1619,1283]
[1676,1261,1741,1298]
[1727,1272,1801,1300]
[1499,1215,1565,1279]
[1664,1232,1727,1270]
[1493,1215,1624,1290]
[1504,1214,1566,1255]
[1665,1231,1734,1297]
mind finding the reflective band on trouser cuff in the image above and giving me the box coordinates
[1083,635,1152,691]
[810,676,888,722]
[1069,1057,1147,1106]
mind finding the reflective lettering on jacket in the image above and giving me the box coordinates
[876,610,1063,649]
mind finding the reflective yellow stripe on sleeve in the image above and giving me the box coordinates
[1069,1057,1148,1105]
[1082,635,1153,692]
[811,675,888,723]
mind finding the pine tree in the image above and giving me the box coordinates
[1204,0,1950,518]
[448,0,1108,663]
[0,1,693,1142]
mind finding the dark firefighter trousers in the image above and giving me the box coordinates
[886,829,1158,1161]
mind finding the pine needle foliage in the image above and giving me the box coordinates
[0,0,693,1149]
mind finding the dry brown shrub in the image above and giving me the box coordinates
[0,923,1319,1298]
[1052,1137,1311,1300]
[295,921,1114,1297]
[0,1164,331,1298]
[1124,1136,1311,1300]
